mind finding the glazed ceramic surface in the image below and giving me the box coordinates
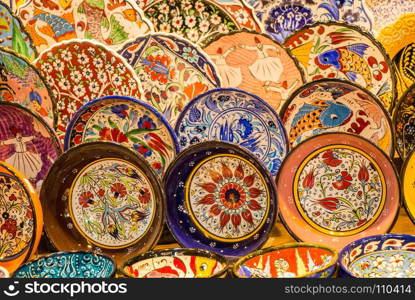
[394,86,415,160]
[402,149,415,223]
[0,266,8,277]
[203,31,305,112]
[281,79,393,155]
[65,96,179,176]
[165,141,277,257]
[13,252,116,278]
[277,133,400,251]
[118,33,220,126]
[175,88,288,176]
[284,22,395,112]
[17,0,153,53]
[34,40,142,143]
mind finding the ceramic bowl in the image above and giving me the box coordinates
[12,251,116,278]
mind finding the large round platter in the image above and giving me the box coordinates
[40,142,164,264]
[280,79,394,156]
[164,141,277,257]
[203,30,305,112]
[65,96,179,176]
[175,88,288,176]
[284,21,396,113]
[402,149,415,224]
[276,133,400,251]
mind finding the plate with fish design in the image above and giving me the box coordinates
[276,133,400,251]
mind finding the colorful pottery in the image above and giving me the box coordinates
[34,40,142,143]
[339,234,415,278]
[165,141,277,257]
[277,133,400,251]
[17,0,153,53]
[120,248,228,278]
[118,33,220,126]
[284,22,396,112]
[203,31,305,112]
[233,243,337,278]
[41,142,164,264]
[175,88,288,176]
[0,102,61,191]
[280,79,394,155]
[402,149,415,223]
[13,251,116,278]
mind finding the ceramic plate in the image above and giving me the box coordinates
[0,102,61,191]
[120,248,228,278]
[175,88,288,176]
[118,33,221,126]
[284,21,396,113]
[165,141,277,257]
[402,149,415,223]
[233,243,337,278]
[203,31,305,112]
[41,142,164,264]
[17,0,153,53]
[64,96,179,176]
[34,39,143,143]
[276,133,400,251]
[280,79,394,156]
[141,0,260,47]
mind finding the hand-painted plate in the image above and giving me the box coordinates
[402,149,415,224]
[276,133,400,251]
[0,161,43,274]
[203,31,305,112]
[0,102,61,191]
[17,0,153,53]
[165,141,277,257]
[280,79,394,156]
[34,40,143,143]
[175,88,288,176]
[41,142,164,264]
[118,33,221,126]
[284,22,396,113]
[65,96,179,176]
[141,0,260,47]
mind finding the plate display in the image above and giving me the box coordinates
[0,102,61,191]
[280,79,394,155]
[118,33,221,126]
[203,31,305,112]
[65,96,179,176]
[276,133,400,251]
[40,142,164,264]
[394,85,415,160]
[17,0,153,53]
[175,88,288,176]
[284,22,395,112]
[164,141,277,257]
[34,40,143,142]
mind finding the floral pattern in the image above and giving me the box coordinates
[394,87,415,160]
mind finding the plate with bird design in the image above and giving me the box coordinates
[164,141,277,257]
[280,79,394,156]
[276,133,400,251]
[40,142,165,265]
[284,21,396,113]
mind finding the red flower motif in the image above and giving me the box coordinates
[322,150,342,167]
[26,209,33,219]
[8,194,16,201]
[332,171,353,190]
[111,183,127,198]
[367,56,388,81]
[143,55,173,84]
[99,128,128,143]
[139,188,151,204]
[79,191,94,207]
[1,218,17,238]
[152,162,162,170]
[98,189,105,197]
[317,197,340,211]
[302,168,315,190]
[358,163,369,182]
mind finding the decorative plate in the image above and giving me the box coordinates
[203,31,305,112]
[280,79,394,156]
[284,22,396,113]
[118,33,221,126]
[175,88,288,176]
[339,234,415,278]
[40,142,164,264]
[34,39,143,143]
[0,102,61,191]
[276,133,400,251]
[13,251,116,278]
[402,149,415,223]
[164,141,277,257]
[141,0,260,47]
[0,161,43,274]
[233,243,337,278]
[64,96,179,176]
[17,0,153,53]
[120,248,228,278]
